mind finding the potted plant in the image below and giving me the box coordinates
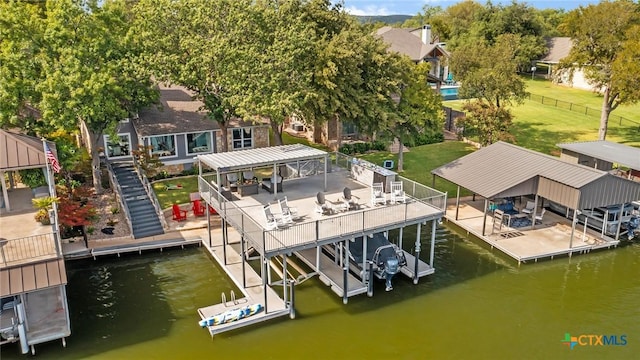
[32,196,58,225]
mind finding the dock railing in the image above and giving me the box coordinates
[0,233,59,267]
[199,170,447,258]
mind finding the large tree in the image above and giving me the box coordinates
[559,0,640,140]
[1,0,157,193]
[393,62,444,172]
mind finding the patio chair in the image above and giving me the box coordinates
[278,196,300,221]
[261,174,283,194]
[192,199,206,217]
[521,200,535,215]
[172,204,187,221]
[534,208,546,224]
[371,183,386,206]
[226,173,239,192]
[342,187,360,211]
[315,192,334,215]
[243,171,258,183]
[263,204,281,230]
[390,181,406,204]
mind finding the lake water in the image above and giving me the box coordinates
[2,225,638,359]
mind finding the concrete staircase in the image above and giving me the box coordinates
[111,163,164,239]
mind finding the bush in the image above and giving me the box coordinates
[19,169,47,188]
[338,140,389,155]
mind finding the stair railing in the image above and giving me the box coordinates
[105,161,134,236]
[131,156,169,230]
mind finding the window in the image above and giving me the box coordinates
[342,122,357,136]
[104,134,131,158]
[149,135,176,157]
[232,128,253,150]
[186,132,212,154]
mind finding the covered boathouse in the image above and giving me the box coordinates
[0,131,71,355]
[432,141,640,264]
[194,144,446,336]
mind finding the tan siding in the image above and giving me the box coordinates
[538,177,579,209]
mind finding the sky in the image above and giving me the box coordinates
[341,0,603,16]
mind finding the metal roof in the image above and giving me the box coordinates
[432,142,640,209]
[198,144,328,172]
[0,258,67,297]
[557,140,640,171]
[539,37,572,63]
[0,130,56,171]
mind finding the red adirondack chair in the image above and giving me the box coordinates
[192,200,206,217]
[172,204,187,221]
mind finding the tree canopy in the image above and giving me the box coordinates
[559,0,640,140]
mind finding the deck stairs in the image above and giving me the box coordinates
[111,163,164,239]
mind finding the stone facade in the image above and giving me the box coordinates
[214,125,270,153]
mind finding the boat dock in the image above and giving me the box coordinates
[197,229,291,337]
[295,248,367,299]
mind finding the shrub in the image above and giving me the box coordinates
[110,206,120,214]
[35,209,51,225]
[19,169,47,188]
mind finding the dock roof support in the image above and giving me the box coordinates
[481,199,488,236]
[413,223,422,284]
[430,220,436,268]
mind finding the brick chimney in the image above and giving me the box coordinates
[421,25,432,45]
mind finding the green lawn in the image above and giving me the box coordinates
[444,78,640,154]
[357,141,477,196]
[153,176,200,209]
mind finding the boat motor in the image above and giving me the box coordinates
[627,213,639,240]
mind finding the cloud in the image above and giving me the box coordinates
[343,5,391,16]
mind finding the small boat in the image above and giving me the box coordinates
[198,303,263,327]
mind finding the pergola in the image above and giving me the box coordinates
[431,142,640,242]
[196,144,330,198]
[0,130,57,212]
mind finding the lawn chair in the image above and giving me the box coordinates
[192,199,206,217]
[278,196,299,221]
[371,183,386,206]
[521,200,535,215]
[172,204,187,221]
[390,181,406,204]
[226,173,239,192]
[342,187,360,210]
[315,192,334,215]
[263,204,281,230]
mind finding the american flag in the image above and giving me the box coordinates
[44,142,61,173]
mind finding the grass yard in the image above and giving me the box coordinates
[153,176,200,209]
[357,141,477,196]
[444,78,640,154]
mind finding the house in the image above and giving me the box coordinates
[537,37,600,92]
[293,25,451,150]
[376,25,450,88]
[97,85,270,173]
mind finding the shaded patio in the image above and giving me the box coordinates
[447,197,615,263]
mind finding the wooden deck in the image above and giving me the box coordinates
[447,198,620,263]
[197,229,290,337]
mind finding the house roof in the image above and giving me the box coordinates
[376,26,448,62]
[431,141,640,209]
[133,85,263,137]
[0,130,57,171]
[557,140,640,171]
[540,37,572,63]
[198,144,328,172]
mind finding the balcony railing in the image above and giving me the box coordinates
[0,233,60,267]
[198,166,447,257]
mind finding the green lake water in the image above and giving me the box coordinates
[2,225,639,359]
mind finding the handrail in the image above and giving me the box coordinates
[105,161,134,237]
[0,233,59,267]
[131,156,169,230]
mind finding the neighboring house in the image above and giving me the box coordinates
[295,25,451,150]
[377,25,450,88]
[96,85,270,173]
[537,37,600,92]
